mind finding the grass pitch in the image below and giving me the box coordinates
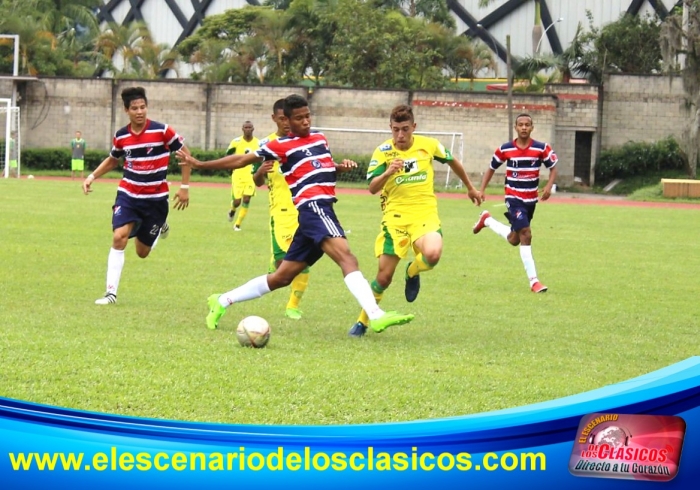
[1,178,699,425]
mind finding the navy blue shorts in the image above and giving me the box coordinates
[505,200,536,232]
[112,192,169,247]
[285,200,345,266]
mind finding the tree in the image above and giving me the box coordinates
[39,0,101,36]
[372,0,455,28]
[134,35,180,79]
[661,0,700,178]
[94,22,151,77]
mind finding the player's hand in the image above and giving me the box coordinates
[173,188,189,210]
[258,160,275,174]
[176,150,201,169]
[336,159,358,173]
[467,187,482,206]
[386,159,403,176]
[540,186,552,201]
[477,190,486,202]
[82,175,94,195]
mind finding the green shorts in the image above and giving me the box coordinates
[71,158,85,171]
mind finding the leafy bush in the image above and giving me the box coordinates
[20,148,229,177]
[595,137,688,182]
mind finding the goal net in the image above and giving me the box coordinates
[312,127,465,189]
[1,99,21,178]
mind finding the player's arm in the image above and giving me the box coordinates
[172,145,191,210]
[478,149,505,201]
[540,165,558,201]
[253,160,274,187]
[445,157,481,206]
[368,158,402,194]
[176,150,262,171]
[82,155,120,195]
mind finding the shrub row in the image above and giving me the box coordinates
[595,137,687,182]
[18,148,375,182]
[19,148,230,177]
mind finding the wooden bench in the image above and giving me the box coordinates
[661,179,700,198]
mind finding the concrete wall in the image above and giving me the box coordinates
[6,73,691,186]
[601,74,687,149]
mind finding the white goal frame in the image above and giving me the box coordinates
[1,98,21,178]
[312,127,465,188]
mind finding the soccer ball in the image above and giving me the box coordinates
[236,316,271,348]
[27,175,34,179]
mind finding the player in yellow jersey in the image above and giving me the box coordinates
[349,104,482,337]
[252,99,310,320]
[226,121,259,231]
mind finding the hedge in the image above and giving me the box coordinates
[595,137,687,182]
[20,148,230,177]
[18,148,374,182]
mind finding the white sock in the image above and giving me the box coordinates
[218,275,271,307]
[485,216,511,240]
[106,248,125,296]
[519,245,538,286]
[344,270,384,320]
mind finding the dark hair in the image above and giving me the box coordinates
[283,94,308,118]
[515,113,533,124]
[121,87,147,109]
[390,104,414,123]
[272,98,285,114]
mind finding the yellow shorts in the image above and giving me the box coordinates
[231,177,256,200]
[374,214,441,259]
[270,212,298,261]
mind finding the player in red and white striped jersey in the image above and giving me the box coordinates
[177,94,414,335]
[473,113,558,293]
[82,87,192,305]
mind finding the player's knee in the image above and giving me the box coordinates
[111,234,129,250]
[519,228,532,244]
[269,271,294,289]
[422,250,442,265]
[136,248,150,259]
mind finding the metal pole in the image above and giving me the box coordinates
[506,35,513,141]
[536,18,564,54]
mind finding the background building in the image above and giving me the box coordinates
[97,0,682,77]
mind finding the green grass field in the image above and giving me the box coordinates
[1,178,699,426]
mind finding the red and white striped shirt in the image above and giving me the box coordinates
[110,120,184,200]
[255,131,336,208]
[490,139,557,204]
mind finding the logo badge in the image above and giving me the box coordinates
[569,413,685,482]
[311,160,321,169]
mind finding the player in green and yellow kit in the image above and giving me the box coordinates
[227,121,259,231]
[349,104,482,337]
[252,99,310,320]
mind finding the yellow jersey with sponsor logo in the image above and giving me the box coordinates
[366,135,452,217]
[227,136,260,185]
[254,132,296,217]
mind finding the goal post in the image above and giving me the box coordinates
[1,98,21,178]
[311,127,465,189]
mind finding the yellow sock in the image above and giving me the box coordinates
[407,253,436,278]
[287,271,309,310]
[234,206,249,227]
[357,280,384,325]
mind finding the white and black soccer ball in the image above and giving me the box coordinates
[236,316,271,348]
